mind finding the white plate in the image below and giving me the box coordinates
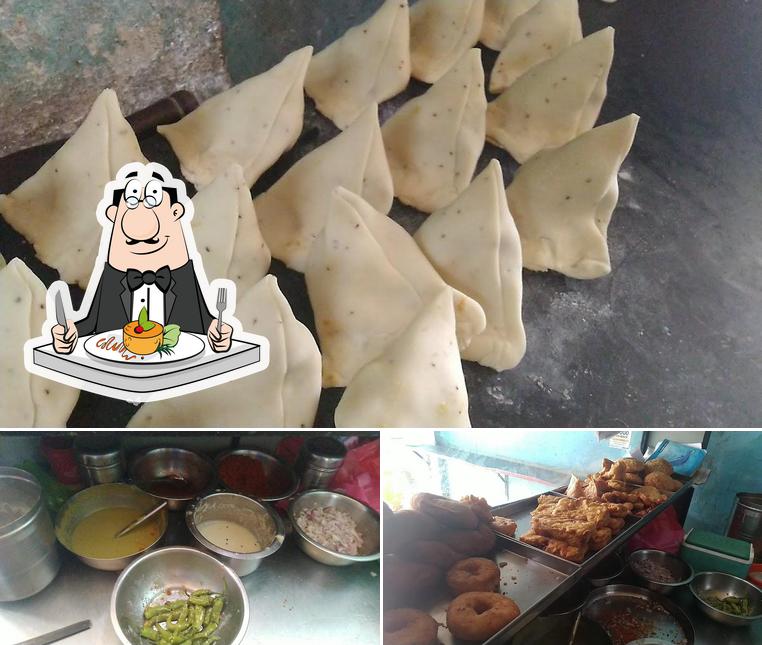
[83,329,206,365]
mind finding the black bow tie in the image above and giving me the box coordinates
[126,266,171,293]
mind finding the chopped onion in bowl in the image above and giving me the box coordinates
[295,506,363,555]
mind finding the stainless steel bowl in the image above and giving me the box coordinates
[690,571,762,627]
[288,490,380,566]
[129,448,216,511]
[55,483,167,571]
[215,449,299,503]
[110,546,249,645]
[186,492,284,577]
[628,549,694,595]
[587,552,626,587]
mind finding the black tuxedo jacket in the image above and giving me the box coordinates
[75,261,214,336]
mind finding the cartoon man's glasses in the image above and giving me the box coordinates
[124,178,165,209]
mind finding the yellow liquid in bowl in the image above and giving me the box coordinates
[70,507,161,559]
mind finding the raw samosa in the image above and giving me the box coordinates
[0,89,145,287]
[410,0,485,83]
[335,289,470,428]
[486,28,614,163]
[382,48,487,213]
[506,114,639,279]
[128,275,321,427]
[0,259,79,427]
[305,0,410,129]
[191,164,271,293]
[415,160,525,371]
[480,0,539,51]
[158,47,312,188]
[305,187,485,387]
[489,0,582,93]
[255,103,393,272]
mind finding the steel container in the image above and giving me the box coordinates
[288,490,380,566]
[0,467,60,601]
[728,493,762,563]
[628,549,694,595]
[111,546,249,645]
[215,449,298,503]
[55,483,167,571]
[186,492,284,577]
[75,439,125,486]
[690,571,762,626]
[294,436,346,490]
[129,447,216,511]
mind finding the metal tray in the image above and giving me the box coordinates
[583,584,695,645]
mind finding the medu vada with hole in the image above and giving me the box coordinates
[412,492,479,529]
[383,608,439,645]
[447,557,501,595]
[446,592,520,641]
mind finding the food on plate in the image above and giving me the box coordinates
[644,458,673,476]
[446,591,520,641]
[506,114,640,279]
[295,505,363,555]
[196,519,263,553]
[487,28,615,163]
[700,592,753,616]
[191,163,271,292]
[460,495,494,523]
[123,308,174,356]
[256,104,394,272]
[412,492,479,529]
[217,454,291,498]
[489,0,582,93]
[491,516,518,537]
[643,471,682,492]
[70,507,162,559]
[385,509,443,553]
[306,188,485,387]
[480,0,539,51]
[415,159,526,371]
[383,608,439,645]
[128,275,321,427]
[447,557,501,594]
[0,259,79,427]
[334,289,471,428]
[444,523,497,556]
[157,47,312,188]
[140,588,225,644]
[305,0,410,129]
[382,48,487,212]
[0,90,145,287]
[409,0,485,83]
[397,539,460,569]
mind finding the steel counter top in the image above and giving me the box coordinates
[0,539,379,645]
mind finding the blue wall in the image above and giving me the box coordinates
[685,432,762,534]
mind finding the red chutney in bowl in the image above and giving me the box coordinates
[218,455,292,498]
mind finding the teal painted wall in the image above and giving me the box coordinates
[685,432,762,534]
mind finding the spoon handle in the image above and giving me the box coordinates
[114,501,167,538]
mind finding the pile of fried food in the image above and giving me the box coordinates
[520,457,682,564]
[383,493,519,644]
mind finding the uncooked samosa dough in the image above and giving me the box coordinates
[415,160,525,371]
[191,164,271,294]
[480,0,539,51]
[305,0,410,129]
[0,89,145,288]
[506,114,639,279]
[486,27,614,163]
[489,0,582,93]
[382,48,487,213]
[158,47,312,188]
[255,103,393,272]
[129,275,321,427]
[335,289,470,428]
[410,0,485,84]
[0,259,79,427]
[305,187,485,387]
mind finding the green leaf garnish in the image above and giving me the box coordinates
[163,324,181,348]
[138,306,155,331]
[156,344,175,358]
